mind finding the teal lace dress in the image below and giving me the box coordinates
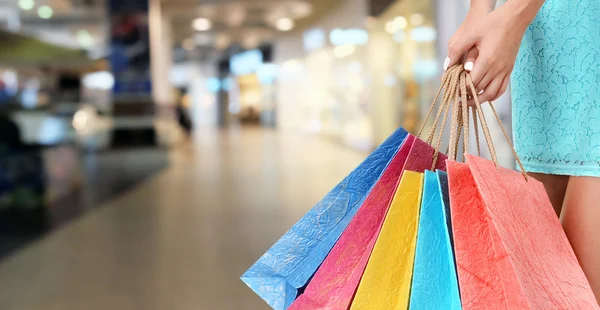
[512,0,600,176]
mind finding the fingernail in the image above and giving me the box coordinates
[464,61,474,72]
[443,57,450,71]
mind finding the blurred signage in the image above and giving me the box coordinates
[303,28,326,52]
[108,0,152,96]
[256,63,279,85]
[329,28,369,46]
[411,26,437,42]
[230,49,263,76]
[369,0,396,17]
[330,28,369,46]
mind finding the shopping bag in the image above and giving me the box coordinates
[445,68,599,310]
[241,127,408,310]
[447,160,519,309]
[350,171,424,310]
[467,154,599,309]
[409,170,461,310]
[289,136,447,310]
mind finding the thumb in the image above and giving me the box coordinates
[463,47,479,72]
[445,33,478,71]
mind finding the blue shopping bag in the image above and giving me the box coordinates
[241,128,409,310]
[409,170,461,310]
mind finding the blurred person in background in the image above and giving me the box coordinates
[175,89,193,137]
[446,0,600,302]
[0,113,22,150]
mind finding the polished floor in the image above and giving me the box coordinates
[0,127,367,310]
[0,148,169,259]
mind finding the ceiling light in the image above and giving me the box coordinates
[276,18,294,31]
[38,5,53,19]
[18,0,34,10]
[385,21,396,34]
[410,13,424,26]
[193,18,212,31]
[393,16,408,30]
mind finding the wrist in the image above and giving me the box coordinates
[470,0,495,13]
[503,0,544,29]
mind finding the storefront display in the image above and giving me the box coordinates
[375,0,439,137]
[272,0,439,150]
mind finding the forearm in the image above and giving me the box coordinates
[503,0,546,26]
[470,0,497,13]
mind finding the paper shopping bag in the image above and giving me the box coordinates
[448,160,532,309]
[448,157,599,310]
[241,128,408,310]
[465,154,599,309]
[409,170,461,310]
[350,171,424,310]
[289,136,447,310]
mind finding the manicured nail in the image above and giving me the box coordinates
[464,61,474,72]
[443,57,450,71]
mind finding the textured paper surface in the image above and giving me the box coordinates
[289,136,447,310]
[466,155,600,309]
[448,160,528,309]
[409,170,461,310]
[351,171,424,310]
[241,128,409,310]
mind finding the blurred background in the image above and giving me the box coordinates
[0,0,514,309]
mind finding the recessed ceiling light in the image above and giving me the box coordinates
[38,5,53,19]
[193,18,212,31]
[393,16,408,29]
[19,0,35,11]
[276,18,294,32]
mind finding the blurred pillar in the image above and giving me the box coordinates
[149,0,175,107]
[367,24,399,146]
[433,0,468,66]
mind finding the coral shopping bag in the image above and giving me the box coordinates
[449,156,599,309]
[241,128,408,310]
[289,137,447,310]
[447,70,599,309]
[409,170,461,310]
[350,171,424,310]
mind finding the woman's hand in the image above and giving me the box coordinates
[445,0,544,103]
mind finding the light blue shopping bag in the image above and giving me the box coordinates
[410,170,462,310]
[241,128,409,310]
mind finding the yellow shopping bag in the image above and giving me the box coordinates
[351,171,424,310]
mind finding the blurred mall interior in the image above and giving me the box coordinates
[0,0,515,309]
